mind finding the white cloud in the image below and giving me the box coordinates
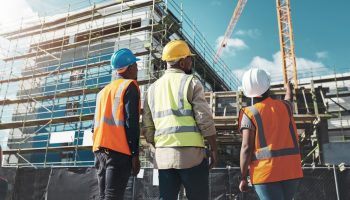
[0,0,39,58]
[316,51,328,59]
[215,36,248,56]
[234,51,331,82]
[235,29,261,38]
[0,0,38,25]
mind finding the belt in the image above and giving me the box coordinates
[95,147,110,154]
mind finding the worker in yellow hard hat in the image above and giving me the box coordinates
[238,68,303,200]
[142,40,218,200]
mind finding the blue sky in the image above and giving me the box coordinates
[181,0,350,80]
[1,0,349,81]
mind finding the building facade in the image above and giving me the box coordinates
[0,0,239,167]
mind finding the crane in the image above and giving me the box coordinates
[215,0,298,88]
[276,0,298,88]
[214,0,247,64]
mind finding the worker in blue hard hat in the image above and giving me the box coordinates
[92,48,141,200]
[110,48,140,79]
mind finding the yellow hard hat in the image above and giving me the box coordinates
[161,40,195,61]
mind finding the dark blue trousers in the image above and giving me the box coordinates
[159,159,209,200]
[94,149,132,200]
[254,178,301,200]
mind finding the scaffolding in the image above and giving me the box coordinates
[0,0,240,167]
[0,0,349,168]
[0,86,333,167]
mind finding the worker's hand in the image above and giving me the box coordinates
[209,149,218,169]
[131,156,140,176]
[239,179,249,192]
[284,81,294,101]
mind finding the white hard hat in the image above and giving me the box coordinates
[241,68,271,97]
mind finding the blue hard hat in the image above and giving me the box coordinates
[110,48,140,69]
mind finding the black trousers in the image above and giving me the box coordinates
[159,159,209,200]
[94,149,132,200]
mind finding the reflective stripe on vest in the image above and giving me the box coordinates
[155,126,200,136]
[148,73,204,147]
[247,102,300,160]
[94,80,129,128]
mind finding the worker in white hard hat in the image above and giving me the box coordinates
[238,68,303,200]
[142,40,218,200]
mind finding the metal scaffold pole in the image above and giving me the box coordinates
[333,165,341,200]
[44,4,71,167]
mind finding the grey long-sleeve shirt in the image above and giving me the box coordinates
[142,68,216,169]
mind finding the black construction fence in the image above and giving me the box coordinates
[0,166,349,200]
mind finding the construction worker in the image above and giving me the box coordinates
[92,48,141,200]
[238,68,303,200]
[0,146,8,200]
[142,40,218,200]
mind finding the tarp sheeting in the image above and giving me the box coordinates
[0,167,348,200]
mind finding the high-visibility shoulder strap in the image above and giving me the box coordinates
[95,79,131,128]
[148,74,194,119]
[246,105,267,148]
[280,100,299,148]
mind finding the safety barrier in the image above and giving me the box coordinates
[0,166,348,200]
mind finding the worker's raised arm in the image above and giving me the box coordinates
[284,81,293,102]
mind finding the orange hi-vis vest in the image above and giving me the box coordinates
[92,79,140,155]
[239,97,303,184]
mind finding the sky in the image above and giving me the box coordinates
[180,0,350,80]
[1,0,349,82]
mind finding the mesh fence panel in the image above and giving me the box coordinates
[209,169,229,199]
[338,168,350,200]
[0,168,16,200]
[295,167,337,200]
[46,168,99,200]
[12,168,51,200]
[133,169,160,200]
[0,166,348,200]
[227,168,259,200]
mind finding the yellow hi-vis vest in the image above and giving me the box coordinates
[147,72,204,147]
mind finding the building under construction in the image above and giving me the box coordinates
[0,0,349,199]
[0,0,239,166]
